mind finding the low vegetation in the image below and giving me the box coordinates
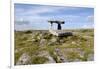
[14,29,94,65]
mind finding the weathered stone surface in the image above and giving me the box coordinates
[60,39,65,43]
[39,39,47,46]
[16,53,31,65]
[71,41,76,45]
[54,48,68,63]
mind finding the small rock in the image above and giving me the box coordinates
[32,39,36,42]
[39,34,43,38]
[55,48,60,53]
[16,53,31,65]
[60,39,65,43]
[71,41,76,44]
[40,39,47,46]
[37,36,41,40]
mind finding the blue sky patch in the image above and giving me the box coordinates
[14,3,94,30]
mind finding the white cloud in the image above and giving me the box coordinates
[15,5,89,25]
[87,15,94,22]
[82,24,94,29]
[14,4,94,30]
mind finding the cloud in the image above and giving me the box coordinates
[14,4,94,30]
[15,4,93,23]
[82,24,94,29]
[15,5,66,16]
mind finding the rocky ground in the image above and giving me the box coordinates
[14,29,94,65]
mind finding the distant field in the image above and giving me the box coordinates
[14,29,94,65]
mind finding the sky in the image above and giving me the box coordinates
[14,3,94,31]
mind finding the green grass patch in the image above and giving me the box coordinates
[31,56,48,64]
